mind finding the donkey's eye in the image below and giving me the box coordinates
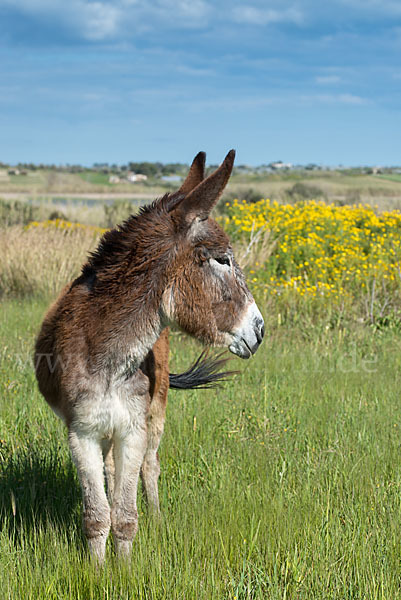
[215,256,231,266]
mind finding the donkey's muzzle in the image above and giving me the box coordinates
[228,303,265,359]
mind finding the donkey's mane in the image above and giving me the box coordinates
[138,191,184,217]
[82,192,184,276]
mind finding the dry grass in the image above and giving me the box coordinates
[0,225,101,298]
[35,200,107,227]
[234,224,279,271]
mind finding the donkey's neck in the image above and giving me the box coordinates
[85,277,167,380]
[80,208,175,378]
[110,309,163,383]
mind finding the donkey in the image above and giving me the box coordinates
[34,150,264,562]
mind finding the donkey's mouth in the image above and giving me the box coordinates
[228,336,253,359]
[227,301,264,359]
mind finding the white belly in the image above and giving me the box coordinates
[72,373,149,439]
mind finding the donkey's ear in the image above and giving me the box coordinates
[174,149,235,225]
[178,151,206,195]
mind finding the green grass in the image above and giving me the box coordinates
[377,174,401,184]
[77,172,112,186]
[2,298,401,598]
[9,175,43,185]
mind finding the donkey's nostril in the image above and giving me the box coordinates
[255,320,264,345]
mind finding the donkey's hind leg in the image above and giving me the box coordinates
[140,330,170,513]
[69,429,111,563]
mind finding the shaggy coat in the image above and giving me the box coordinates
[34,150,264,562]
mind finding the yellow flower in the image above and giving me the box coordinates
[224,198,401,304]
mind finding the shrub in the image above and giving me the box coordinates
[0,199,38,226]
[287,182,325,202]
[48,209,67,221]
[219,188,262,215]
[104,200,135,228]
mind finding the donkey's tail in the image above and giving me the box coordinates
[169,350,238,390]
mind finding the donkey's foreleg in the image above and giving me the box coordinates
[69,430,111,563]
[111,424,147,559]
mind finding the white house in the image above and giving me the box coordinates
[126,172,148,183]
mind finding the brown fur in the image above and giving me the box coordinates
[34,150,264,562]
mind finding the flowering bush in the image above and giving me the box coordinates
[223,199,401,321]
[26,218,106,235]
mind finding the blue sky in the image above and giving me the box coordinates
[0,1,400,166]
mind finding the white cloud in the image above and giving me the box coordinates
[0,0,308,42]
[311,93,367,105]
[316,75,341,85]
[1,0,398,44]
[0,0,123,40]
[0,0,212,40]
[80,3,121,40]
[147,0,211,28]
[187,92,369,112]
[187,96,278,112]
[337,93,367,105]
[232,5,303,26]
[167,0,209,19]
[337,0,401,16]
[175,65,216,77]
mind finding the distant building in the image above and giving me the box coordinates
[270,161,293,170]
[126,172,148,183]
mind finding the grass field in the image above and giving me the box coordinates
[2,299,401,598]
[228,173,401,212]
[77,172,113,186]
[2,169,401,213]
[0,171,162,196]
[377,174,401,184]
[2,197,401,598]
